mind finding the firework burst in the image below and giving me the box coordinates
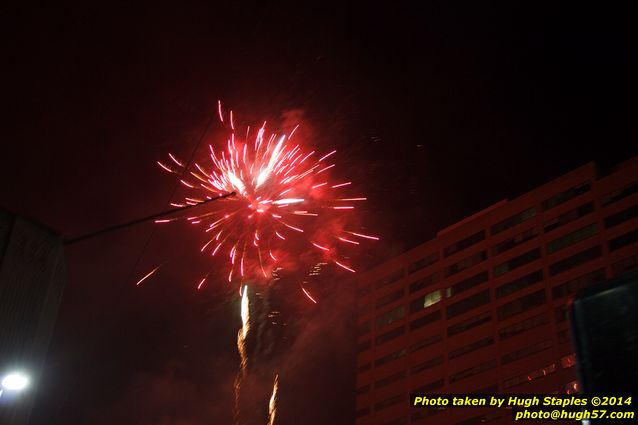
[155,101,378,296]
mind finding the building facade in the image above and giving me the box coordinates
[0,211,66,425]
[355,158,638,425]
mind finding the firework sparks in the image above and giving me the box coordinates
[135,264,161,286]
[267,374,279,425]
[234,285,251,422]
[155,101,378,293]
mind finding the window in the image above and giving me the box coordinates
[549,245,602,276]
[445,271,489,298]
[409,290,442,314]
[449,360,497,383]
[544,202,595,233]
[412,408,444,422]
[454,411,501,425]
[374,269,404,290]
[608,228,638,252]
[357,339,371,353]
[356,384,370,395]
[444,231,486,257]
[499,313,549,340]
[446,251,487,277]
[376,289,404,308]
[375,370,406,389]
[356,320,371,337]
[502,339,552,364]
[612,253,638,276]
[409,272,440,293]
[382,418,407,425]
[358,303,371,316]
[356,407,370,418]
[497,289,546,321]
[601,180,638,206]
[605,204,638,228]
[491,207,536,235]
[561,353,576,369]
[449,337,494,360]
[448,312,491,337]
[503,363,556,389]
[357,363,371,373]
[410,355,443,375]
[557,329,570,344]
[555,305,568,323]
[552,269,605,299]
[496,270,544,298]
[542,182,591,211]
[408,252,439,274]
[375,348,407,367]
[413,378,444,393]
[472,384,498,394]
[410,333,442,353]
[493,227,539,256]
[375,326,405,345]
[446,290,490,319]
[546,223,598,253]
[357,284,371,296]
[494,248,541,277]
[410,310,442,331]
[565,380,580,394]
[376,305,405,329]
[375,394,404,411]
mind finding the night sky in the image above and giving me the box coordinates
[3,2,637,425]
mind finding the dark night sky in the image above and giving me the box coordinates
[2,2,637,425]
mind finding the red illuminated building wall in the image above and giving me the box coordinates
[355,157,638,425]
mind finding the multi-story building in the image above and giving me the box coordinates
[0,211,66,425]
[355,157,638,425]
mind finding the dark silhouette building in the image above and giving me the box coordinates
[0,211,66,425]
[355,157,638,425]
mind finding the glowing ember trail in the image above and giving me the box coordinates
[234,285,251,420]
[267,374,279,425]
[135,265,161,286]
[154,101,378,295]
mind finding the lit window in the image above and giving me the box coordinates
[410,290,442,313]
[561,353,576,369]
[565,380,580,394]
[503,363,556,389]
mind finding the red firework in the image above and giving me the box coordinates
[152,101,378,297]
